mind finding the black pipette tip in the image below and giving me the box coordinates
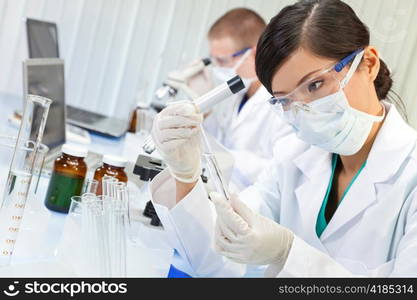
[202,57,211,66]
[227,76,245,94]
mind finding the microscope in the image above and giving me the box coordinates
[152,58,212,112]
[132,154,166,227]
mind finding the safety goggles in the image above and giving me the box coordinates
[268,48,364,114]
[211,47,252,67]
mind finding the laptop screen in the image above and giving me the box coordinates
[24,59,66,150]
[26,18,59,58]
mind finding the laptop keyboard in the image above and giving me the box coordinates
[66,105,106,123]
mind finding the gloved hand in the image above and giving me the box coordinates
[151,102,203,183]
[211,192,294,269]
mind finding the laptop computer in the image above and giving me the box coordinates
[26,18,129,137]
[23,58,102,174]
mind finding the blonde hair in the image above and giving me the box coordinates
[208,8,266,49]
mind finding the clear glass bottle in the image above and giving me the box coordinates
[93,155,128,195]
[44,144,88,213]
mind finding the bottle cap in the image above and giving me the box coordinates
[103,154,127,168]
[62,144,88,158]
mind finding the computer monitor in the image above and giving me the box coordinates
[23,59,66,150]
[26,18,59,58]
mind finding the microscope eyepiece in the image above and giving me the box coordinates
[227,76,245,94]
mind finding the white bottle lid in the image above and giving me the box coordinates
[62,144,88,158]
[103,154,127,168]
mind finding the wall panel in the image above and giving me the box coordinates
[1,0,416,126]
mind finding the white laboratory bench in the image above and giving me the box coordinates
[0,93,174,277]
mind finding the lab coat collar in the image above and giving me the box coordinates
[319,169,376,241]
[293,146,331,180]
[230,85,271,130]
[292,101,417,243]
[293,147,332,248]
[251,85,272,106]
[365,101,417,183]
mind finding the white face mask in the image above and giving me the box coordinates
[212,66,236,84]
[212,49,256,91]
[287,91,385,155]
[283,51,386,156]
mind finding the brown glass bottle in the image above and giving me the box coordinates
[128,108,137,133]
[44,144,88,213]
[94,155,128,195]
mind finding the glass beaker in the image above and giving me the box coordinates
[0,94,51,267]
[0,135,49,215]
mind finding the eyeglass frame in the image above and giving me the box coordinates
[268,48,364,109]
[210,47,252,67]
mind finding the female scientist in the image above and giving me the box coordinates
[149,0,417,277]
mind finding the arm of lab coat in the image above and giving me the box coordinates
[229,150,269,189]
[269,236,353,277]
[150,169,246,277]
[390,195,417,277]
[202,108,223,143]
[238,157,283,221]
[268,201,417,277]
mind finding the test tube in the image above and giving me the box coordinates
[115,182,127,203]
[200,127,231,201]
[101,176,117,200]
[108,199,127,277]
[81,179,128,277]
[82,179,99,195]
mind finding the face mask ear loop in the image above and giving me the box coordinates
[340,50,365,89]
[232,48,252,72]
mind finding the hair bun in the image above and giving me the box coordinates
[375,59,393,100]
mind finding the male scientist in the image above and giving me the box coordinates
[197,8,293,190]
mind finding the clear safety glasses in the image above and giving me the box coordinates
[268,48,364,114]
[211,47,252,67]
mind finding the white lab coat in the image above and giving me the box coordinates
[203,85,292,190]
[150,102,417,277]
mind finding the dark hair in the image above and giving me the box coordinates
[208,8,266,49]
[256,0,407,119]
